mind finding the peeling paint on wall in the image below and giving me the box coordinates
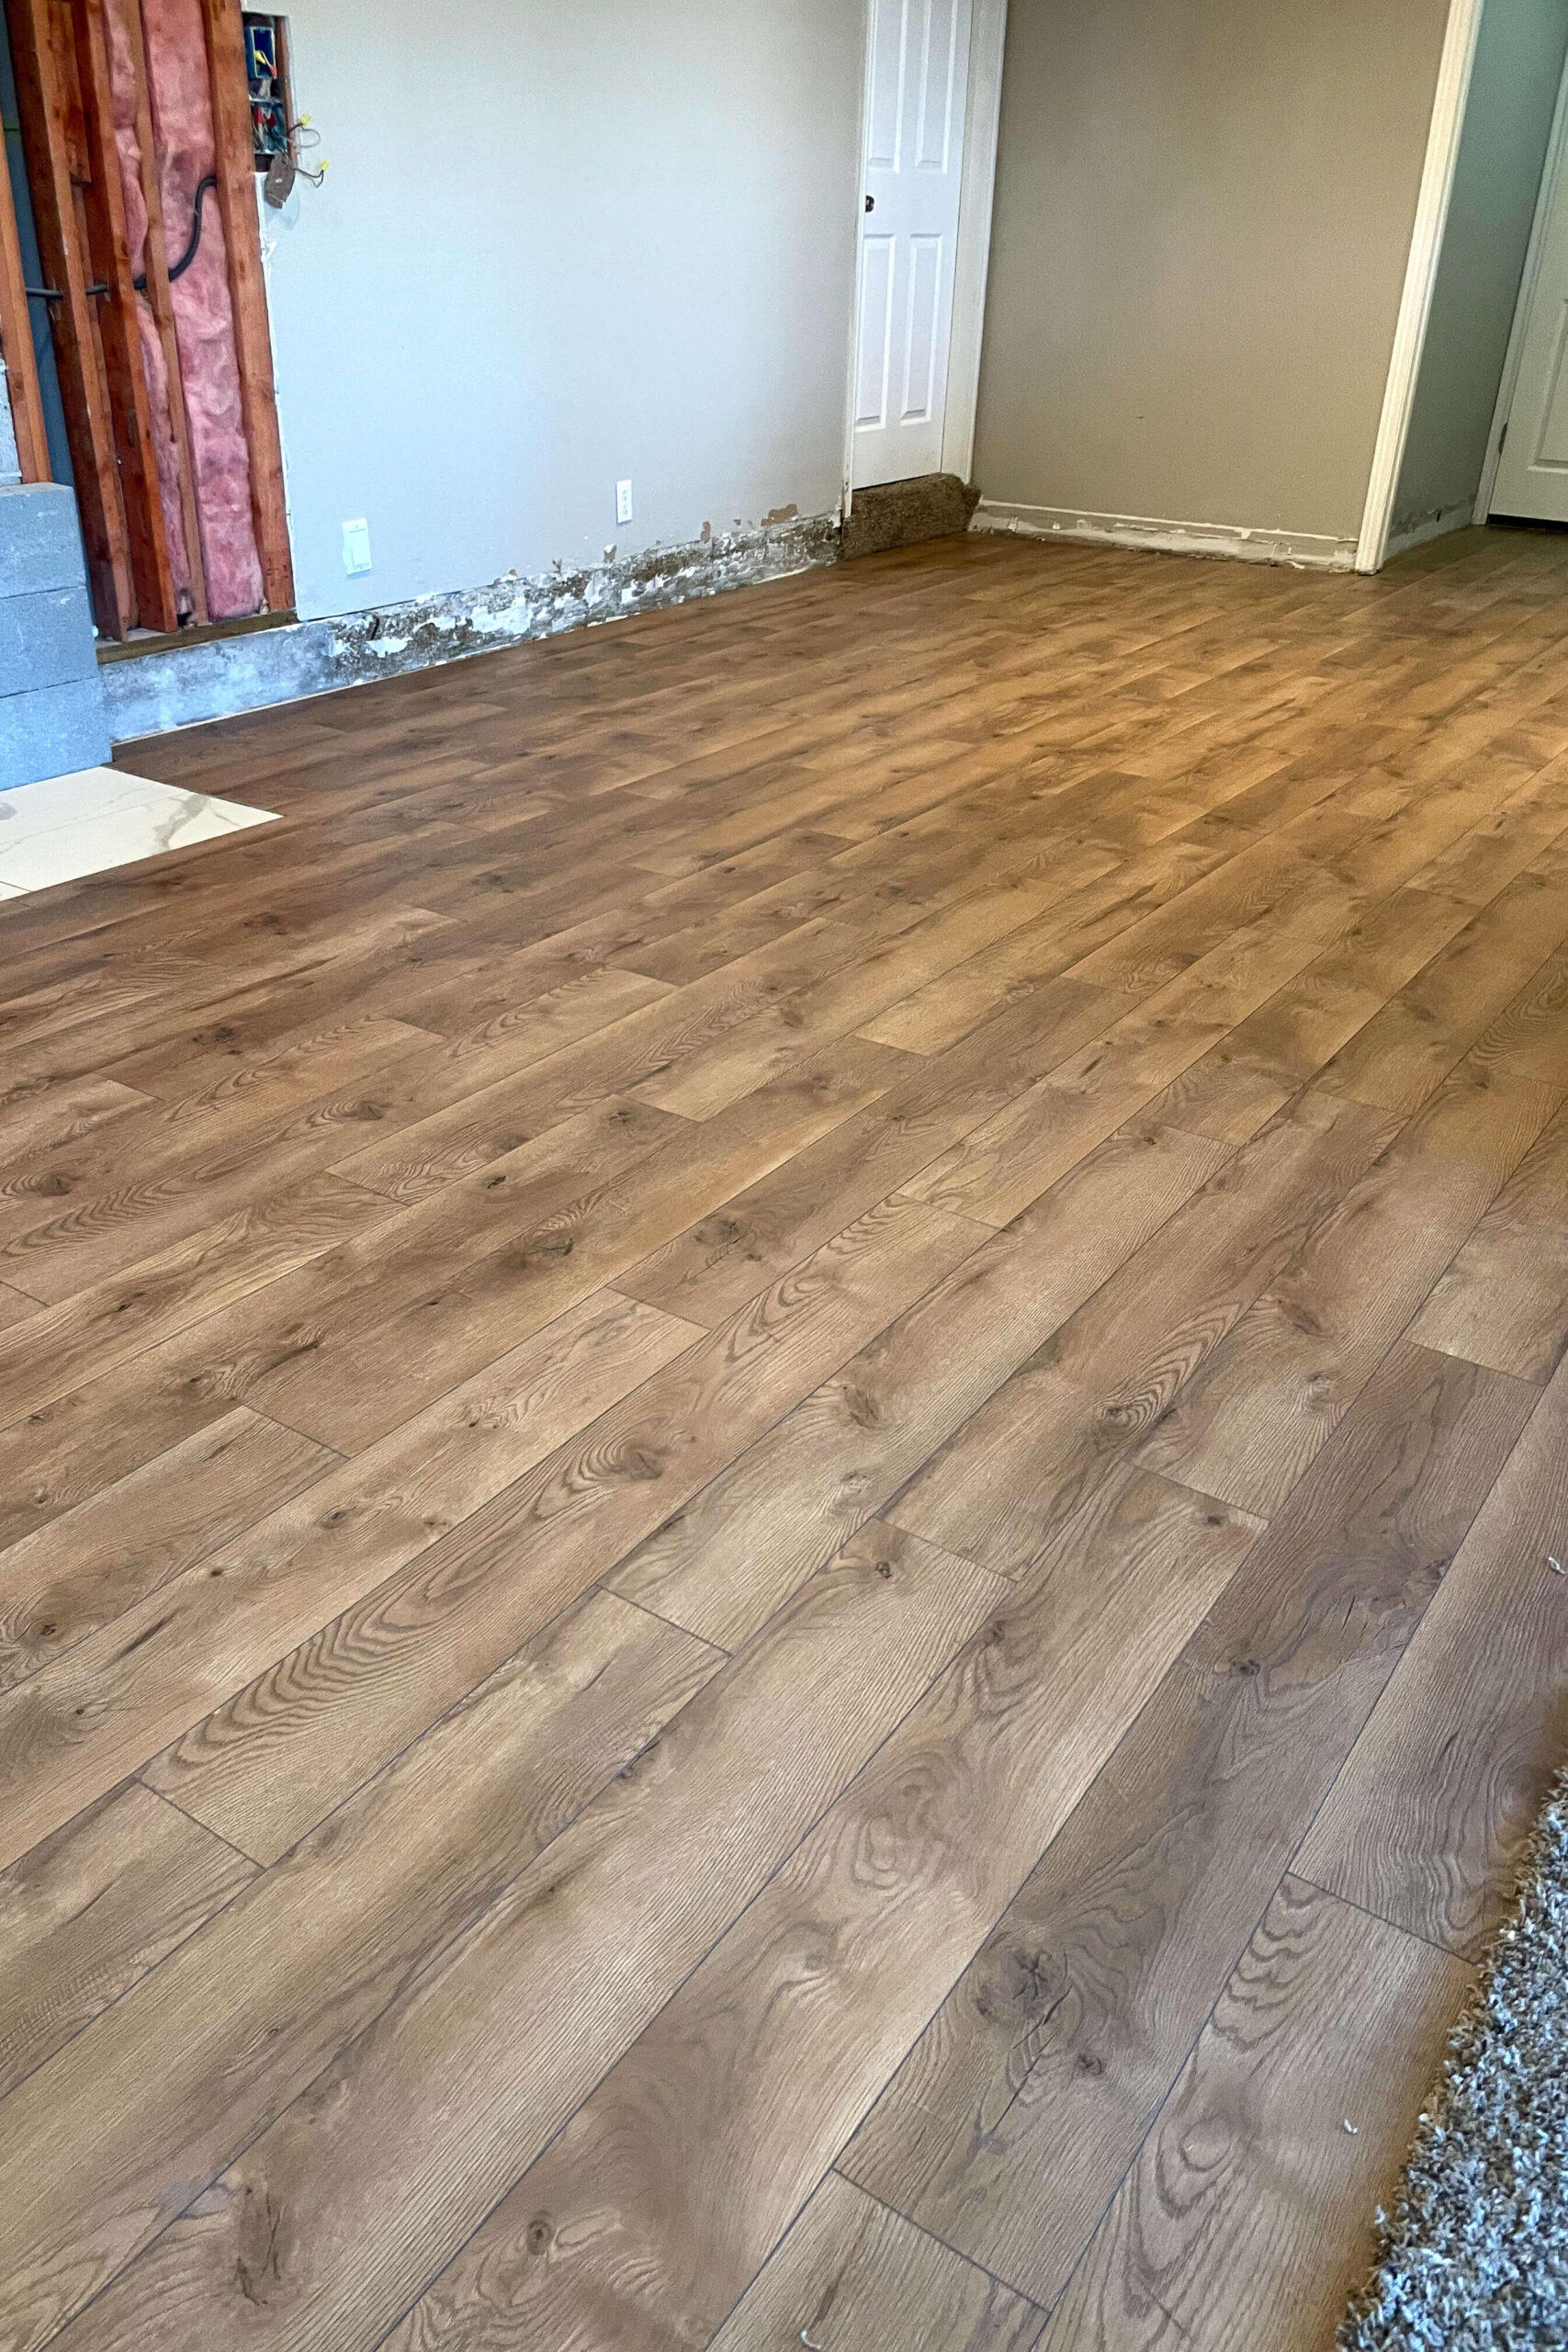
[104,510,840,742]
[971,502,1357,573]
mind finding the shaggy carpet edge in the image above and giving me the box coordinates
[840,474,981,560]
[1341,1763,1568,2352]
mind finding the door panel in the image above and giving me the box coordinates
[902,232,942,423]
[855,232,896,432]
[852,0,971,489]
[1494,129,1568,523]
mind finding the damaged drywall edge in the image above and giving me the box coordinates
[972,499,1358,573]
[1383,498,1475,560]
[0,363,20,487]
[104,510,840,741]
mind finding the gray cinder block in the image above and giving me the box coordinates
[0,481,111,786]
[0,481,91,599]
[0,585,97,695]
[0,674,111,790]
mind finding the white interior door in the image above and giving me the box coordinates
[852,0,973,490]
[1493,115,1568,522]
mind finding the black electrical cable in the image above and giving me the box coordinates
[131,173,219,294]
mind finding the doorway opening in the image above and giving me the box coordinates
[1359,0,1568,571]
[845,0,1005,519]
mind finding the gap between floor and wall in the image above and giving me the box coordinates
[106,477,1381,745]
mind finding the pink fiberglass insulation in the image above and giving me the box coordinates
[139,0,264,618]
[102,0,195,613]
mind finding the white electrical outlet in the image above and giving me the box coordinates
[616,480,634,526]
[342,517,372,575]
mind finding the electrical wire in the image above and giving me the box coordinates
[131,173,218,295]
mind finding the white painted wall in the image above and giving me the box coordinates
[1391,0,1568,548]
[262,0,864,623]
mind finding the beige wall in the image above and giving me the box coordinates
[973,0,1454,549]
[1393,0,1568,546]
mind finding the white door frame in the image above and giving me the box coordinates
[841,0,1010,510]
[1473,39,1568,522]
[1354,0,1485,574]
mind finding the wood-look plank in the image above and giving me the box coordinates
[0,1585,724,2352]
[5,527,1568,2352]
[659,2176,1044,2352]
[259,1038,908,1453]
[0,1289,698,1872]
[22,1529,1008,2352]
[142,1194,980,1861]
[628,868,1119,1119]
[1319,851,1568,1114]
[890,1088,1393,1578]
[1143,881,1477,1145]
[1408,1088,1568,1382]
[840,1340,1532,2303]
[0,1172,394,1433]
[0,1078,151,1168]
[1298,1346,1568,1956]
[0,1409,334,1690]
[377,1475,1260,2352]
[852,841,1209,1057]
[619,975,1126,1327]
[1142,954,1568,1513]
[0,1783,254,2100]
[612,1115,1230,1647]
[1035,1878,1470,2352]
[0,1284,39,1331]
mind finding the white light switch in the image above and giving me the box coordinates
[342,517,372,574]
[616,480,634,526]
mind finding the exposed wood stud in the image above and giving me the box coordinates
[198,0,294,615]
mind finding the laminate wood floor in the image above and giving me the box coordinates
[3,524,1567,2351]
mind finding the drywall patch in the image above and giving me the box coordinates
[973,500,1358,572]
[103,511,840,741]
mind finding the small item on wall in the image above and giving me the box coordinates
[342,517,372,575]
[264,152,297,209]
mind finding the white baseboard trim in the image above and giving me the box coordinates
[972,499,1357,572]
[1382,501,1476,560]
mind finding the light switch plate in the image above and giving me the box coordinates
[342,517,372,574]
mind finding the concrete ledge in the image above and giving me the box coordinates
[0,676,112,790]
[107,513,842,744]
[0,585,97,695]
[972,499,1358,573]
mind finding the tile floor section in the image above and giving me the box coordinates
[0,767,276,896]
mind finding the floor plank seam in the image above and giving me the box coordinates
[138,1779,265,1870]
[1286,1871,1482,1967]
[1033,1861,1303,2330]
[825,2172,1055,2322]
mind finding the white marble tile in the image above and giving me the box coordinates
[0,768,277,896]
